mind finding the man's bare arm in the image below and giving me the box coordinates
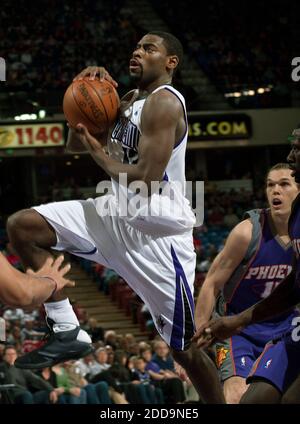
[195,219,252,330]
[0,253,74,308]
[193,257,298,346]
[74,90,181,188]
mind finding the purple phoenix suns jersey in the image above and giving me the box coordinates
[216,209,299,343]
[289,193,300,292]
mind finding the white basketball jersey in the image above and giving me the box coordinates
[106,85,195,235]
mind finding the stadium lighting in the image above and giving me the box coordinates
[233,92,241,97]
[38,109,46,119]
[14,114,37,120]
[248,90,255,96]
[257,88,265,94]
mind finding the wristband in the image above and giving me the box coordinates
[41,276,58,297]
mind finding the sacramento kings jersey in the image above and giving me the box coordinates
[216,209,298,342]
[106,85,196,235]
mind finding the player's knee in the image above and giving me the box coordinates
[7,209,41,245]
[225,389,244,404]
[224,378,247,404]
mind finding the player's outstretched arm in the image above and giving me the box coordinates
[0,253,74,308]
[194,219,252,332]
[193,258,298,347]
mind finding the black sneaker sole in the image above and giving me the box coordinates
[14,345,94,370]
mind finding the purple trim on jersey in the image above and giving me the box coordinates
[170,245,195,350]
[164,87,187,149]
[163,172,169,181]
[70,246,97,255]
[247,332,300,393]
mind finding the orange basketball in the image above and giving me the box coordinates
[63,77,120,135]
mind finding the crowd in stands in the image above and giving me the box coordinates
[0,0,198,114]
[153,0,293,108]
[0,231,198,404]
[2,0,293,116]
[1,0,140,95]
[0,300,195,404]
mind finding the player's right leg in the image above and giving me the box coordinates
[6,200,109,369]
[281,372,300,404]
[242,332,300,404]
[240,380,281,404]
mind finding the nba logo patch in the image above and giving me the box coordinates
[264,359,272,369]
[155,315,166,334]
[241,357,246,367]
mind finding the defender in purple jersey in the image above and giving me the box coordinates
[195,163,299,403]
[194,125,300,403]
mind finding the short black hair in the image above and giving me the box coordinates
[147,31,183,69]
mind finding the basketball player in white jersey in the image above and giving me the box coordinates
[7,32,224,403]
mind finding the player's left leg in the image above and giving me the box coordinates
[170,343,225,403]
[281,372,300,403]
[240,380,281,404]
[7,198,113,369]
[110,226,225,404]
[241,333,300,403]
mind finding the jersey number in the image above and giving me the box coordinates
[260,281,281,298]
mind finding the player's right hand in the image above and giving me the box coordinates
[73,66,118,87]
[27,256,75,292]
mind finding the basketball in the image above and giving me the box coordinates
[63,77,120,135]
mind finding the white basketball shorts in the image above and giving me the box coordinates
[33,195,196,350]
